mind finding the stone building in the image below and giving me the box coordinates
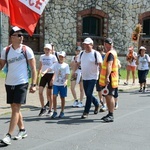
[0,0,150,57]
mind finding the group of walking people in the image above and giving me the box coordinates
[124,45,150,92]
[1,26,149,146]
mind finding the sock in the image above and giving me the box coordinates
[20,129,25,132]
[109,111,113,116]
[6,133,11,138]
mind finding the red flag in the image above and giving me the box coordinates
[0,0,10,16]
[9,0,40,36]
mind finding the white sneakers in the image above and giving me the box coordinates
[14,130,28,140]
[72,100,84,108]
[2,134,11,145]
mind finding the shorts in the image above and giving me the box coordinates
[53,85,67,98]
[102,82,116,96]
[39,73,54,89]
[138,70,149,83]
[96,79,102,91]
[5,83,29,104]
[126,65,136,71]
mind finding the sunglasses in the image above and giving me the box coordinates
[11,34,22,37]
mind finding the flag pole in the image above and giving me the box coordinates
[0,12,2,53]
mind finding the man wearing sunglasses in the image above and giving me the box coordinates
[0,26,37,145]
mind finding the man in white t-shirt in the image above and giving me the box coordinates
[0,26,37,145]
[72,37,103,119]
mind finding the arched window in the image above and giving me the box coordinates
[82,16,102,36]
[143,18,150,37]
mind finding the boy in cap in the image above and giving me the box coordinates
[42,51,70,118]
[0,26,37,145]
[37,44,58,117]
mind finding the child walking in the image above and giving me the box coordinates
[42,51,70,118]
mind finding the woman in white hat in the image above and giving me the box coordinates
[136,46,150,92]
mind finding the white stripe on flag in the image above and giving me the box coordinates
[19,0,49,15]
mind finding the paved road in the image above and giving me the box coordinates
[0,78,150,150]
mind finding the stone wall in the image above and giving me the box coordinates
[0,0,150,66]
[44,0,150,55]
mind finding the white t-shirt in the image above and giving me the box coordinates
[137,54,150,70]
[50,62,70,86]
[77,49,102,80]
[126,51,137,66]
[1,44,34,85]
[40,54,57,73]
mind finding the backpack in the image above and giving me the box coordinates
[3,45,31,78]
[80,50,98,65]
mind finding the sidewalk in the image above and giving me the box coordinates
[0,78,144,116]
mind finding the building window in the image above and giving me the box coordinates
[143,19,150,37]
[82,16,102,37]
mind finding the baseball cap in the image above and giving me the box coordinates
[9,26,23,36]
[44,44,52,50]
[139,46,146,50]
[58,51,66,57]
[104,38,113,45]
[76,46,82,51]
[83,37,93,45]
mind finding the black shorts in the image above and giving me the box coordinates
[5,83,29,104]
[96,79,103,91]
[39,73,54,89]
[102,83,115,96]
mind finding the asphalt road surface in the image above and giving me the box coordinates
[0,89,150,150]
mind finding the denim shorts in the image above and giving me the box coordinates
[5,83,29,104]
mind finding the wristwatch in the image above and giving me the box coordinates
[31,83,36,87]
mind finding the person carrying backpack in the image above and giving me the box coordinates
[72,37,103,119]
[136,46,150,92]
[0,26,37,145]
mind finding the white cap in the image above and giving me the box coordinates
[83,37,93,45]
[9,26,22,36]
[44,44,52,50]
[139,46,146,50]
[58,51,66,57]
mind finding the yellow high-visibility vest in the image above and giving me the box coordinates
[99,50,118,88]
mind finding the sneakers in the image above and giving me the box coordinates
[46,110,53,117]
[124,82,128,85]
[77,101,83,108]
[143,87,146,93]
[94,104,100,114]
[100,104,107,112]
[51,111,57,119]
[114,102,118,110]
[101,114,114,122]
[81,113,88,119]
[14,130,27,140]
[139,88,142,92]
[38,108,47,116]
[1,134,11,145]
[72,100,79,107]
[59,112,64,118]
[44,101,49,108]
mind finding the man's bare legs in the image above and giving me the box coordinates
[8,103,24,135]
